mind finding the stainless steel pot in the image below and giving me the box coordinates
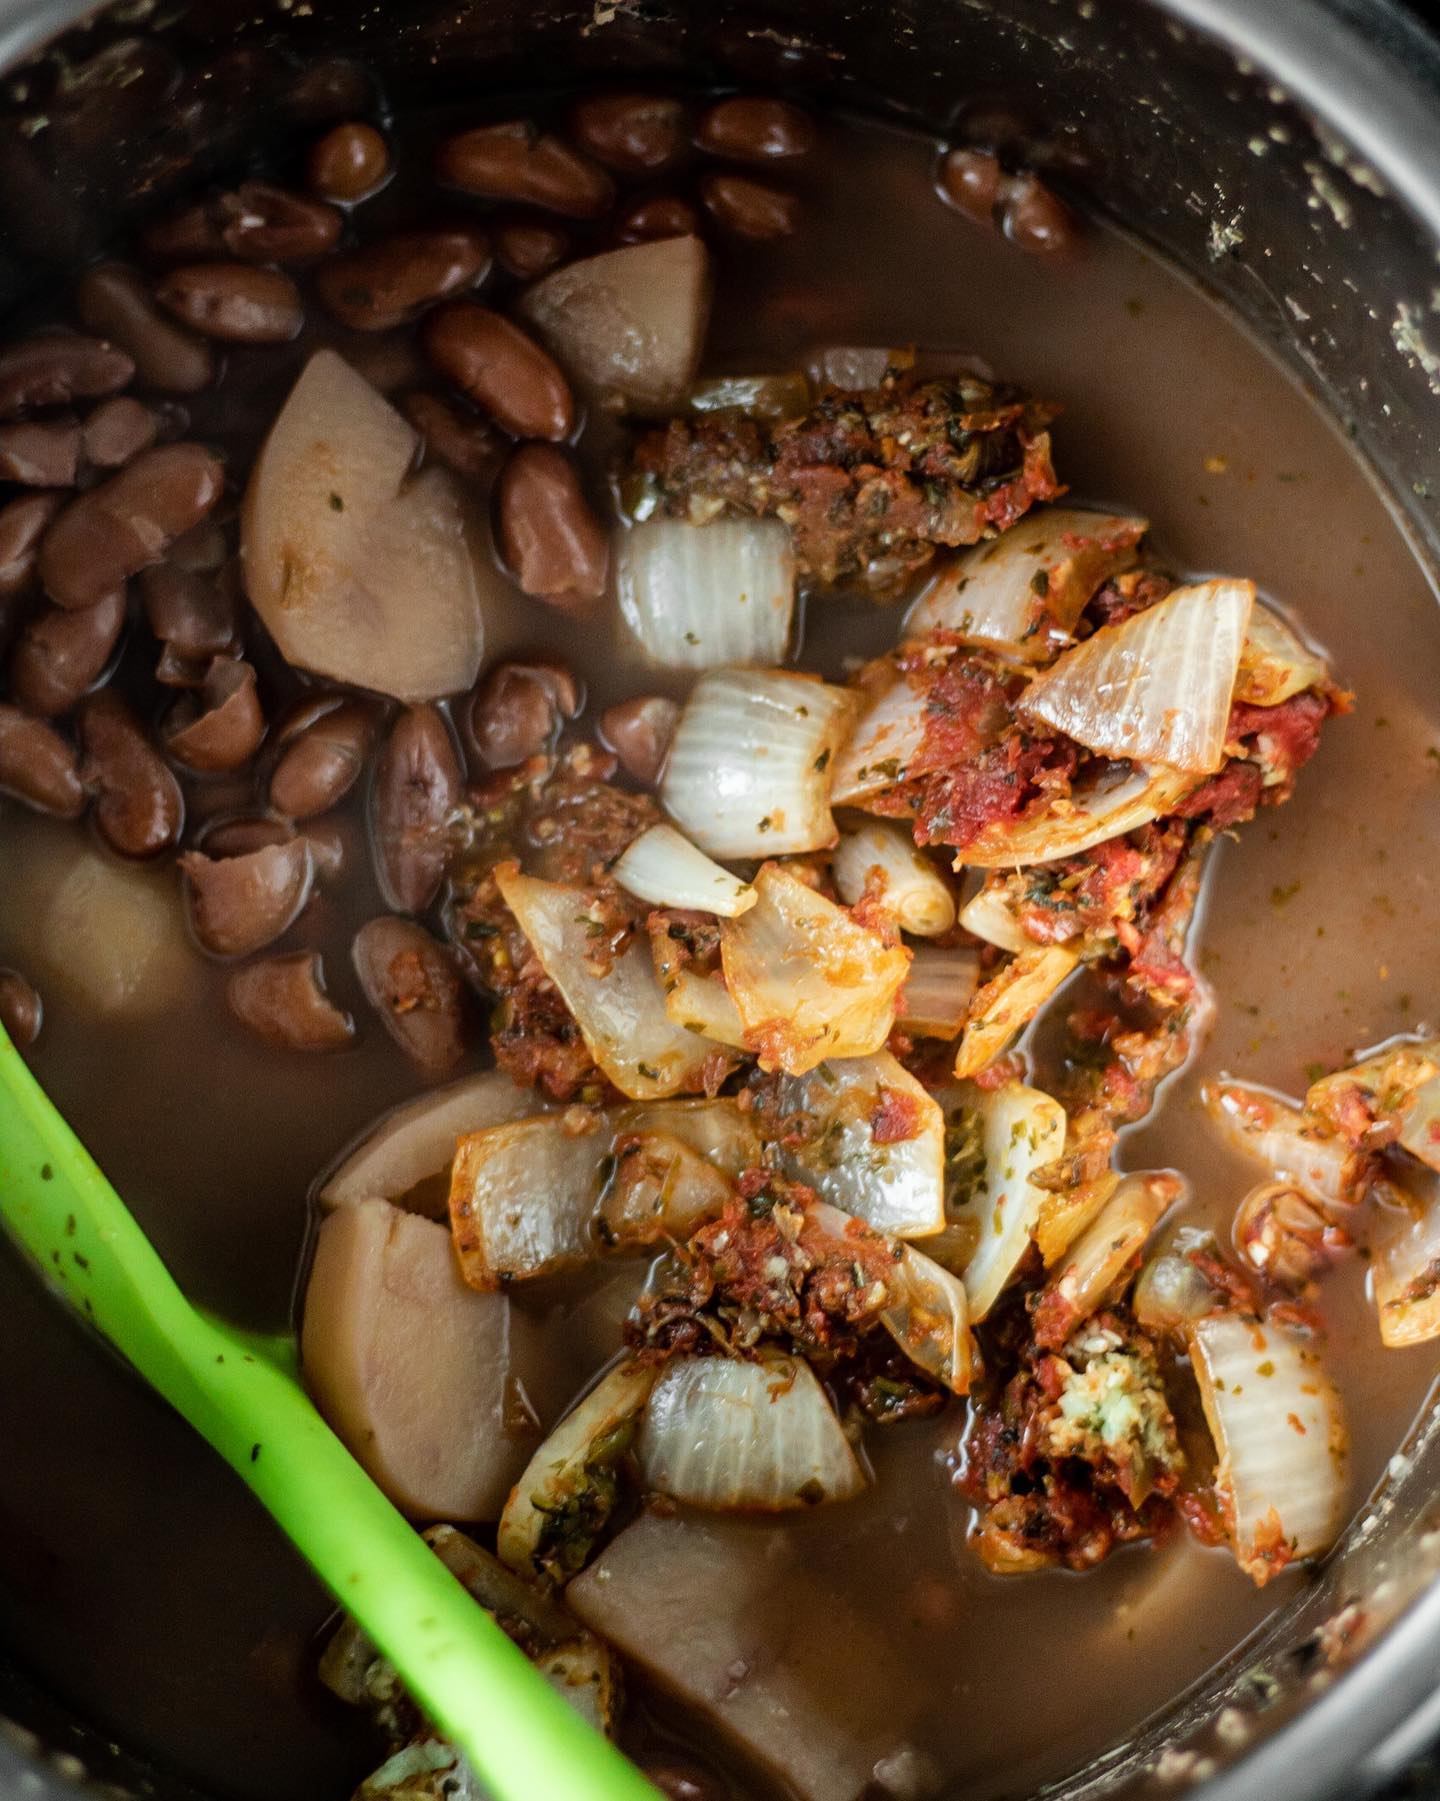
[1,2,1439,1798]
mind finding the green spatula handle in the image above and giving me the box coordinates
[0,1026,657,1801]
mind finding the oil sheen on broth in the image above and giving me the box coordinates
[0,105,1438,1801]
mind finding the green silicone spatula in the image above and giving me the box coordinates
[0,1021,657,1801]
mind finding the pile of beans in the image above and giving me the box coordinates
[0,86,1073,1066]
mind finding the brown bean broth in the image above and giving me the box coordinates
[1,102,1439,1801]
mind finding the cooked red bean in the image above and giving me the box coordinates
[0,334,133,421]
[1003,171,1078,254]
[0,420,82,487]
[600,693,680,786]
[937,147,1007,227]
[303,815,354,884]
[0,968,42,1048]
[436,121,614,218]
[227,950,354,1051]
[9,587,126,716]
[423,303,573,442]
[0,493,63,601]
[77,264,216,395]
[180,838,315,958]
[616,194,702,243]
[368,704,463,915]
[40,442,225,609]
[352,915,468,1077]
[307,121,392,202]
[496,443,608,608]
[143,183,343,264]
[167,519,228,574]
[83,396,158,469]
[466,659,581,769]
[141,562,237,658]
[199,815,293,859]
[700,172,798,239]
[570,93,687,173]
[163,656,266,772]
[314,228,491,333]
[639,1762,728,1801]
[493,219,569,280]
[400,392,505,486]
[77,689,183,857]
[269,696,381,819]
[0,703,85,817]
[696,96,816,160]
[154,264,303,344]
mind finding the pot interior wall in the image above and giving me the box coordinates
[2,4,1440,1801]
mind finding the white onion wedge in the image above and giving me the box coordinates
[449,1113,609,1289]
[661,669,858,858]
[615,1097,760,1176]
[612,824,756,918]
[242,351,488,702]
[1133,1229,1225,1336]
[1187,1312,1348,1584]
[662,965,748,1047]
[960,762,1196,869]
[897,945,982,1039]
[1203,1080,1363,1211]
[637,1352,865,1511]
[1020,579,1255,774]
[775,1051,946,1238]
[1307,1039,1440,1153]
[319,1071,543,1213]
[496,863,734,1097]
[599,1130,734,1247]
[719,862,910,1074]
[1399,1077,1440,1172]
[689,371,810,419]
[517,235,711,415]
[1371,1173,1440,1347]
[958,881,1028,953]
[1234,602,1330,708]
[616,518,795,670]
[829,673,928,805]
[905,508,1147,666]
[831,821,955,936]
[953,945,1079,1079]
[498,1362,659,1581]
[942,1079,1067,1318]
[879,1242,975,1394]
[1035,1172,1183,1346]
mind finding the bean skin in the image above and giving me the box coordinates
[143,183,343,264]
[77,264,215,395]
[83,396,158,469]
[307,121,391,202]
[0,968,42,1048]
[423,303,573,441]
[368,704,463,915]
[180,838,314,958]
[496,444,609,608]
[314,228,491,333]
[154,264,303,344]
[616,195,702,243]
[199,815,293,859]
[9,587,126,716]
[77,689,183,857]
[0,493,63,602]
[40,442,225,609]
[0,420,82,487]
[699,172,798,239]
[352,915,468,1077]
[0,703,85,817]
[162,655,266,773]
[570,93,687,174]
[600,694,679,786]
[141,562,237,659]
[0,333,133,421]
[268,696,381,819]
[466,659,581,769]
[695,96,816,161]
[227,950,354,1051]
[400,392,504,486]
[435,121,614,218]
[493,219,569,280]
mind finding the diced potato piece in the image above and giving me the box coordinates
[40,846,195,1018]
[302,1199,546,1519]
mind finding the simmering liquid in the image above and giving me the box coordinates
[1,104,1439,1801]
